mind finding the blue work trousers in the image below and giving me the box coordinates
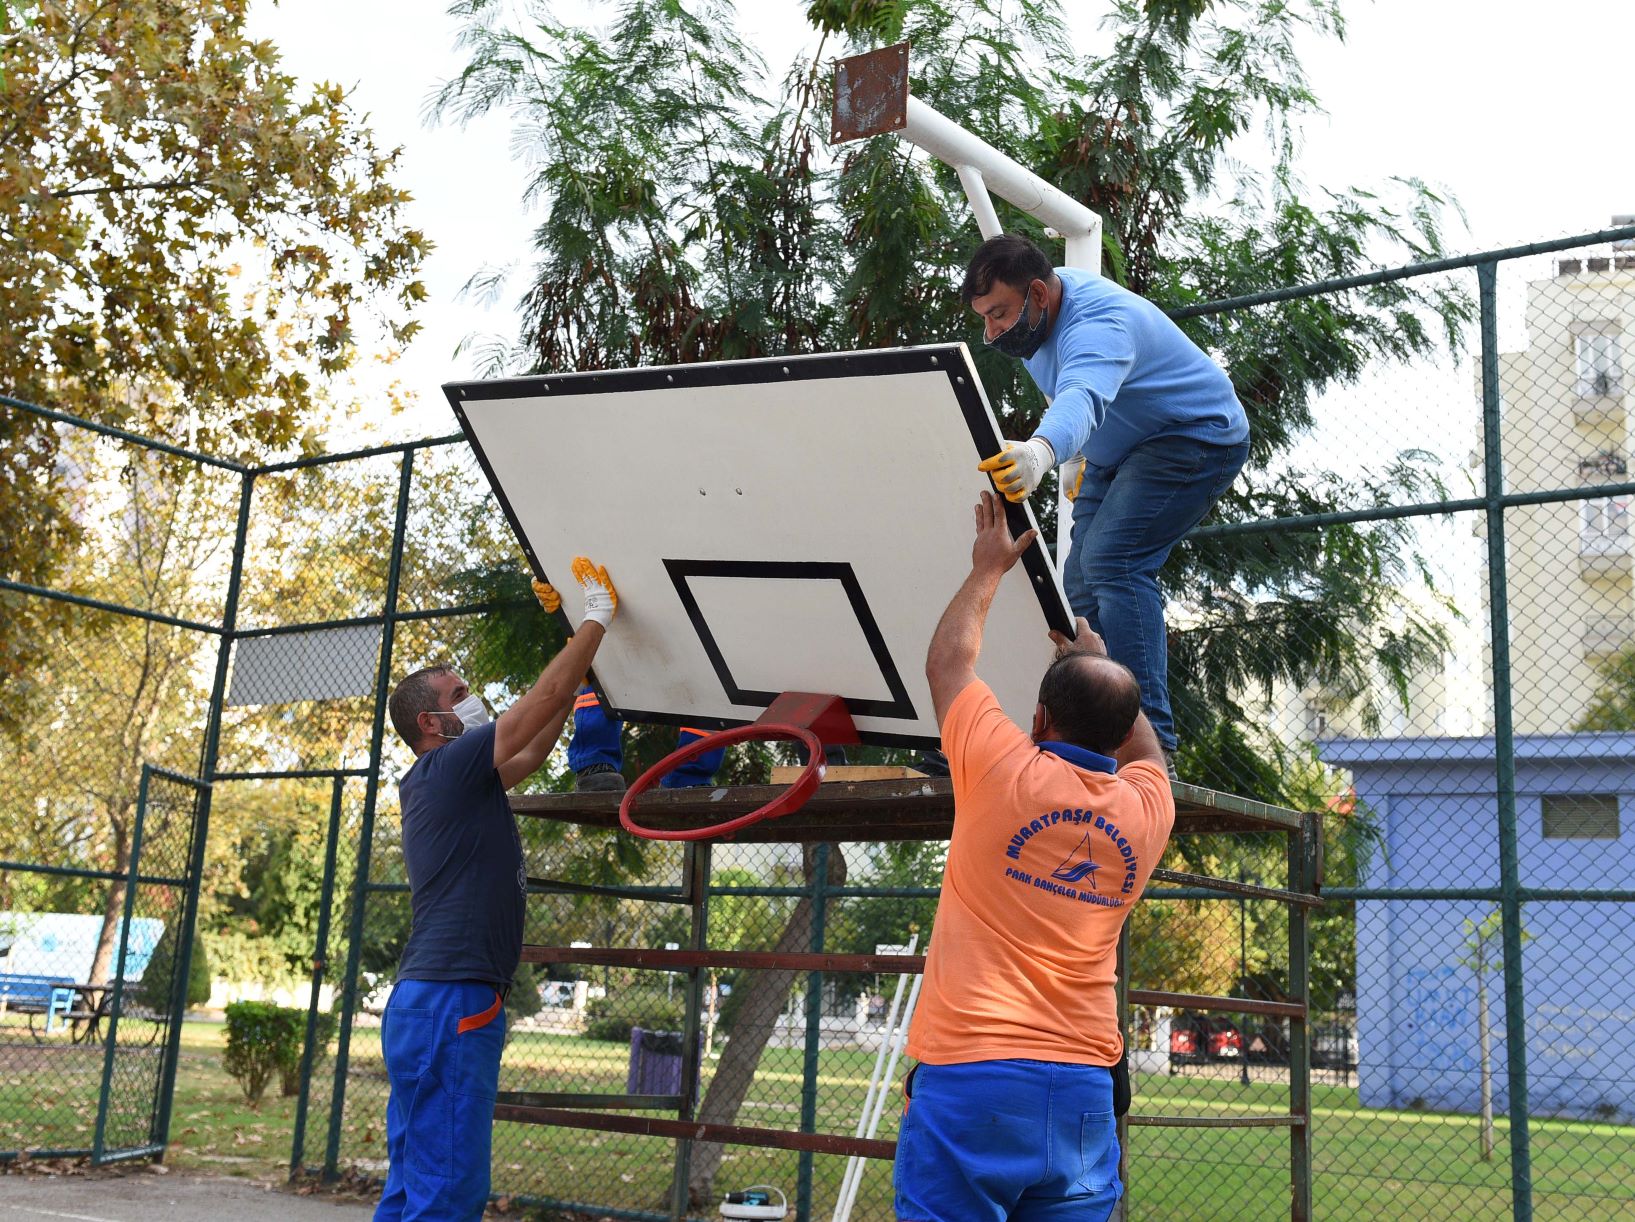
[376,979,506,1222]
[565,686,725,787]
[1063,435,1249,752]
[894,1059,1120,1221]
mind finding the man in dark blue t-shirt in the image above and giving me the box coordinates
[375,559,618,1222]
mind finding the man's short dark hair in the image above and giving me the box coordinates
[961,234,1055,305]
[388,665,456,748]
[1037,653,1141,755]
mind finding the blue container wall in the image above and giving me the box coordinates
[1329,737,1635,1120]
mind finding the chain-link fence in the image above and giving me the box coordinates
[0,394,223,1163]
[5,224,1635,1220]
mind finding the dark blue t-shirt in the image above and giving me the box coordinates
[395,721,525,988]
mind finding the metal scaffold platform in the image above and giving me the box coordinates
[502,779,1322,1221]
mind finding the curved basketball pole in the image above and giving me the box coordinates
[618,692,860,842]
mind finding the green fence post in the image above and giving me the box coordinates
[795,843,831,1222]
[290,774,347,1178]
[324,450,415,1180]
[152,468,255,1154]
[1288,812,1316,1222]
[667,840,712,1219]
[1478,260,1532,1222]
[91,764,153,1163]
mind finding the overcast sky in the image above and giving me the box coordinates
[247,0,1632,442]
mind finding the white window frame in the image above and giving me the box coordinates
[1579,496,1631,553]
[1575,332,1625,398]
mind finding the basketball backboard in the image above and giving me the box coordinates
[445,344,1071,749]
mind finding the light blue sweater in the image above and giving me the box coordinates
[1025,267,1248,474]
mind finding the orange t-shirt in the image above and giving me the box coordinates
[906,679,1176,1067]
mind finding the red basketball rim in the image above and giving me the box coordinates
[617,724,826,842]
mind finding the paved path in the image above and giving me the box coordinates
[0,1171,374,1221]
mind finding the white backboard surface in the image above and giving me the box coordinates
[445,344,1071,749]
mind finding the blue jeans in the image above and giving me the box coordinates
[565,686,726,787]
[1063,436,1248,753]
[894,1060,1120,1221]
[376,980,506,1222]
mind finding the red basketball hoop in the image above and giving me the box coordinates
[618,693,860,842]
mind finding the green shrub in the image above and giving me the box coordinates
[135,925,211,1012]
[223,1000,302,1106]
[279,1009,338,1098]
[583,988,684,1042]
[506,964,543,1022]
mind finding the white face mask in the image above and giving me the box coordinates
[429,693,491,739]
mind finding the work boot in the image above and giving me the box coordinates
[574,764,627,793]
[1162,749,1179,783]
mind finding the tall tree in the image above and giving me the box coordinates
[1574,645,1635,730]
[437,0,1471,1203]
[0,440,233,986]
[0,0,429,719]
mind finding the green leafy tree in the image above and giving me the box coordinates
[0,0,427,717]
[1456,908,1531,1162]
[0,442,234,987]
[1574,645,1635,730]
[136,921,211,1011]
[436,0,1470,1202]
[828,841,943,1001]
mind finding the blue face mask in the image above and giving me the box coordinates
[984,280,1049,360]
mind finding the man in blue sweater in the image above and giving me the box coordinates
[965,234,1249,778]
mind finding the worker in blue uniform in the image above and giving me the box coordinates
[566,687,726,792]
[375,559,617,1221]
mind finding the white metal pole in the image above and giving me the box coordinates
[1054,234,1101,571]
[901,97,1099,246]
[832,936,917,1222]
[954,165,1003,240]
[898,95,1102,571]
[836,972,924,1222]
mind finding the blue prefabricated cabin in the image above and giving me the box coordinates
[1319,734,1635,1120]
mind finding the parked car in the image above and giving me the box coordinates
[1168,1013,1206,1065]
[1202,1016,1244,1061]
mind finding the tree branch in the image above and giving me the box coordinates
[50,176,209,200]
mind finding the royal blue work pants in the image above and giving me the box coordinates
[565,686,725,787]
[376,979,506,1222]
[1063,436,1249,752]
[894,1059,1121,1221]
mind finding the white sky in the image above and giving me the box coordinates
[247,0,1633,443]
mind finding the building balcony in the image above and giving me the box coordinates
[1571,380,1625,423]
[1580,534,1632,577]
[1556,255,1635,275]
[1582,613,1635,658]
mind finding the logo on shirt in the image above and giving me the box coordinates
[1051,830,1102,888]
[1000,808,1140,907]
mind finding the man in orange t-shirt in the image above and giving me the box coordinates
[894,492,1176,1222]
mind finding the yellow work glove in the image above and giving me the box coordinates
[570,556,618,628]
[977,436,1056,503]
[531,578,561,613]
[1060,455,1087,501]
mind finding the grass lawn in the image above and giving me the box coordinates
[4,1018,1632,1220]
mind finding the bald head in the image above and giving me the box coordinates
[1036,653,1142,755]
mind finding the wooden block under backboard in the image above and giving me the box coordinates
[771,765,928,785]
